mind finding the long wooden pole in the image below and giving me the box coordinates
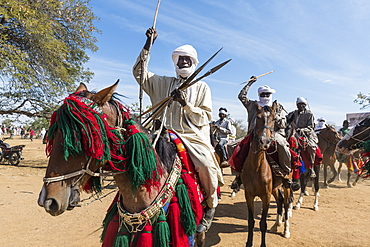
[139,0,161,122]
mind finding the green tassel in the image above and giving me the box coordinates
[101,201,118,242]
[176,178,196,236]
[124,119,159,189]
[114,234,129,247]
[153,212,170,247]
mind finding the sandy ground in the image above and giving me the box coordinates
[1,137,369,247]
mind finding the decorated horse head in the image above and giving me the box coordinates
[337,116,370,154]
[38,82,205,246]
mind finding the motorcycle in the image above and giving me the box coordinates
[0,139,25,165]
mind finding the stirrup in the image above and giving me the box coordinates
[196,207,215,233]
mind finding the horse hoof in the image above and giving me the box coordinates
[347,184,352,188]
[231,192,236,197]
[304,191,309,196]
[328,178,334,184]
[270,225,278,232]
[284,231,291,239]
[324,184,329,189]
[313,205,319,211]
[352,182,357,186]
[338,178,343,182]
[294,204,301,210]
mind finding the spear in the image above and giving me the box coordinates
[141,59,232,127]
[138,47,223,119]
[139,0,161,122]
[239,70,274,85]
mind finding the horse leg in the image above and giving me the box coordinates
[294,175,306,210]
[352,174,360,186]
[313,165,320,211]
[327,162,337,184]
[283,188,291,238]
[260,194,270,247]
[347,170,352,188]
[337,162,343,182]
[195,232,205,247]
[323,163,329,188]
[245,194,255,247]
[270,189,283,233]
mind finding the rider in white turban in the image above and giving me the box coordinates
[133,27,223,233]
[257,85,276,107]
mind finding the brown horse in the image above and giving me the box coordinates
[38,82,206,246]
[316,125,341,188]
[241,102,292,247]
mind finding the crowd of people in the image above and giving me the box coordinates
[0,126,46,141]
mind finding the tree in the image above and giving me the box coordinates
[232,118,248,139]
[354,92,370,109]
[0,0,99,119]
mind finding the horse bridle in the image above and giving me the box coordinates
[43,100,126,185]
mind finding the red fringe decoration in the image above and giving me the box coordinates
[167,196,189,247]
[102,214,119,247]
[228,134,252,172]
[181,169,203,225]
[136,223,153,247]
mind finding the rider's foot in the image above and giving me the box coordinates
[310,168,316,178]
[196,206,216,233]
[220,161,229,168]
[291,179,301,191]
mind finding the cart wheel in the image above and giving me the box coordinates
[9,152,20,166]
[0,153,3,163]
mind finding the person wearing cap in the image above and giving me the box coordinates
[133,27,223,233]
[237,76,292,182]
[315,117,326,131]
[286,97,318,177]
[213,107,232,168]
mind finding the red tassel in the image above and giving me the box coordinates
[136,223,153,247]
[167,196,189,247]
[102,214,119,247]
[181,170,203,225]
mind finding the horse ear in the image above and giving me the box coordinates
[93,80,119,105]
[75,83,88,92]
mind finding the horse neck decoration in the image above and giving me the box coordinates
[38,82,204,247]
[241,101,292,247]
[337,116,370,153]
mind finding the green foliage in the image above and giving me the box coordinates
[0,0,100,119]
[25,117,49,131]
[1,118,14,126]
[233,118,248,139]
[354,92,370,109]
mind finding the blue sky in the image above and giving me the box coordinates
[86,0,370,127]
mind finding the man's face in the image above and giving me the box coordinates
[297,103,306,112]
[259,92,272,98]
[219,113,226,119]
[177,56,192,69]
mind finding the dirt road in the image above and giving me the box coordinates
[1,138,369,247]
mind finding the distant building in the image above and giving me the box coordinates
[346,112,370,127]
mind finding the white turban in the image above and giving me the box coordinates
[296,97,308,105]
[219,109,227,114]
[257,85,275,107]
[172,45,199,78]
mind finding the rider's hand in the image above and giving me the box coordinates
[144,27,158,50]
[246,75,257,86]
[171,88,187,107]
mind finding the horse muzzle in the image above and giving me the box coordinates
[38,183,80,216]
